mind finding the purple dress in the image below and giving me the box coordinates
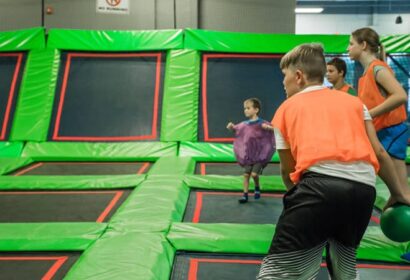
[233,118,276,166]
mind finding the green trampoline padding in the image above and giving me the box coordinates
[0,142,23,157]
[0,223,106,251]
[0,174,146,190]
[167,223,409,263]
[184,174,285,192]
[64,232,175,280]
[0,157,33,175]
[21,142,177,161]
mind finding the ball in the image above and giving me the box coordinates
[380,203,410,243]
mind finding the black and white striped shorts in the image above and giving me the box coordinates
[258,172,376,280]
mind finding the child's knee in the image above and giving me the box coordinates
[244,173,251,178]
[251,172,259,178]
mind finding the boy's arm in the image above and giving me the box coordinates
[261,123,274,131]
[364,120,410,208]
[369,68,407,118]
[226,122,235,131]
[277,149,296,191]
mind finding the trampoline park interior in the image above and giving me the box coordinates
[0,27,410,280]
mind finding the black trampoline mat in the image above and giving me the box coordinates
[184,190,382,226]
[0,53,26,141]
[49,52,165,141]
[183,190,284,224]
[10,161,152,176]
[0,252,80,280]
[195,162,280,175]
[172,253,410,280]
[199,53,286,142]
[0,189,131,222]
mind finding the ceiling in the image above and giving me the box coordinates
[296,0,410,14]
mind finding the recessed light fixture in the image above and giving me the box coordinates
[295,7,324,14]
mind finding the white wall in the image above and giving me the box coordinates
[296,13,410,35]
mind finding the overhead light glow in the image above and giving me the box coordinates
[295,7,324,14]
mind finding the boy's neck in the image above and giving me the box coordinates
[300,81,323,91]
[333,79,346,90]
[248,115,259,121]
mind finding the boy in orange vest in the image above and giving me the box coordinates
[258,44,410,280]
[326,57,357,95]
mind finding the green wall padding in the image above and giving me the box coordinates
[185,29,410,54]
[22,142,177,160]
[184,175,286,191]
[64,231,175,280]
[0,223,106,251]
[0,142,24,157]
[0,157,33,175]
[0,175,145,190]
[185,29,350,53]
[161,49,201,141]
[47,29,184,51]
[167,223,408,263]
[0,27,45,51]
[10,49,60,141]
[382,35,410,53]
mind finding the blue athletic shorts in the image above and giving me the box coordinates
[377,122,409,160]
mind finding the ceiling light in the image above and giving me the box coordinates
[295,7,324,14]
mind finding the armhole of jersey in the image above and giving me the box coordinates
[373,65,388,98]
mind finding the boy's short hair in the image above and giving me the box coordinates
[245,98,262,114]
[280,43,326,83]
[327,57,347,78]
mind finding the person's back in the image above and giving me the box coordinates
[257,43,410,280]
[276,87,377,182]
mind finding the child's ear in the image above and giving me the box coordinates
[295,69,304,85]
[361,41,368,51]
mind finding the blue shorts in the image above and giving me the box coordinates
[377,122,409,160]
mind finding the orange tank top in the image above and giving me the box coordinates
[339,84,357,96]
[358,60,406,131]
[273,88,379,183]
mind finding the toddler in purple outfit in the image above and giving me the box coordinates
[227,98,276,203]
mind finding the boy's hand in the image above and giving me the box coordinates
[261,123,273,131]
[383,191,410,211]
[226,122,235,130]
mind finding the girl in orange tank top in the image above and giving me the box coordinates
[348,27,409,201]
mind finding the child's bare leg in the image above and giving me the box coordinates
[251,172,261,199]
[391,158,409,190]
[239,173,250,203]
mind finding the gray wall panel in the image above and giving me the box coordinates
[0,0,295,33]
[199,0,295,33]
[0,0,41,31]
[44,0,155,30]
[176,0,198,29]
[155,0,175,29]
